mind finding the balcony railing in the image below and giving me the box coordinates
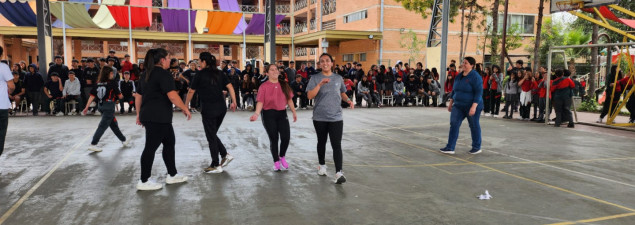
[247,46,260,59]
[276,4,290,14]
[108,44,129,54]
[223,46,232,56]
[322,0,336,15]
[310,0,316,4]
[240,5,259,12]
[322,20,335,30]
[295,47,307,57]
[282,48,289,58]
[294,0,307,11]
[277,23,290,35]
[152,0,162,7]
[294,22,307,33]
[81,41,103,54]
[309,19,316,30]
[309,48,316,56]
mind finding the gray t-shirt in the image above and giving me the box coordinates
[306,72,346,122]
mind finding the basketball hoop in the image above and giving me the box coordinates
[555,0,583,12]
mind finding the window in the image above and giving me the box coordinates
[343,53,366,62]
[359,53,367,62]
[488,14,535,35]
[344,10,367,24]
[343,54,354,62]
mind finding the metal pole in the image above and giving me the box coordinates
[379,0,384,64]
[37,0,53,77]
[264,0,276,63]
[128,5,134,62]
[500,0,509,68]
[187,9,192,62]
[546,48,552,125]
[62,2,68,65]
[439,0,450,92]
[242,12,247,68]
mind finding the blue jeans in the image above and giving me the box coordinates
[91,102,126,145]
[445,104,482,150]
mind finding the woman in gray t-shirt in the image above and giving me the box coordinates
[306,53,354,184]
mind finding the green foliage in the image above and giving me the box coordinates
[569,0,635,42]
[564,28,592,59]
[577,99,600,112]
[394,0,462,22]
[400,29,427,64]
[526,17,566,69]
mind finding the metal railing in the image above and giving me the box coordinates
[309,19,316,30]
[322,0,336,15]
[240,5,259,12]
[282,48,289,58]
[295,22,307,33]
[276,4,290,14]
[277,23,290,35]
[309,48,316,56]
[193,45,220,54]
[310,0,316,4]
[247,46,260,59]
[322,20,335,30]
[152,0,162,7]
[295,47,307,57]
[81,41,104,54]
[294,0,307,11]
[224,46,232,56]
[108,44,129,54]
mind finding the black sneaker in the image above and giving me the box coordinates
[439,147,455,154]
[567,123,575,128]
[469,149,482,154]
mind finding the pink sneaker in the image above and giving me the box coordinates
[280,157,289,169]
[273,161,281,171]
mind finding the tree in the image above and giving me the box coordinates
[394,0,462,22]
[400,29,427,64]
[532,0,546,71]
[489,0,501,66]
[460,0,488,61]
[526,17,566,71]
[564,28,592,60]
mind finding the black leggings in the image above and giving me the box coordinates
[489,90,501,115]
[262,110,290,162]
[600,91,622,119]
[140,122,177,182]
[202,110,228,167]
[313,120,343,173]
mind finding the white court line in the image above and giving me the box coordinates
[352,117,635,189]
[0,134,91,224]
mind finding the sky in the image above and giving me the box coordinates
[551,12,578,26]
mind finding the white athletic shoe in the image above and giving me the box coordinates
[137,180,163,191]
[94,111,101,116]
[55,112,64,117]
[484,113,491,117]
[493,114,499,118]
[221,154,234,167]
[334,172,347,184]
[596,117,603,123]
[204,166,223,174]
[88,145,102,152]
[122,139,131,148]
[317,165,327,176]
[165,174,188,184]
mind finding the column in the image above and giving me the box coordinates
[73,39,82,60]
[129,39,137,63]
[64,37,73,65]
[231,44,239,63]
[0,35,5,59]
[184,40,191,63]
[102,41,109,57]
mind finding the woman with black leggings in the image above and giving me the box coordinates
[307,53,355,184]
[185,52,237,174]
[134,48,192,191]
[250,64,297,171]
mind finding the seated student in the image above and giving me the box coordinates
[357,75,373,107]
[44,72,64,116]
[405,75,419,106]
[118,71,136,114]
[290,75,307,109]
[9,72,25,114]
[370,77,382,107]
[342,76,355,108]
[62,71,83,115]
[428,77,442,107]
[393,76,405,106]
[417,75,428,106]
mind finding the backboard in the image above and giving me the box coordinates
[550,0,619,13]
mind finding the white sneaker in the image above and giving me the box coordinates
[88,145,102,152]
[122,139,131,148]
[493,114,499,118]
[136,180,163,191]
[317,164,327,176]
[204,166,223,174]
[596,118,603,123]
[95,111,101,116]
[56,112,64,116]
[165,174,188,184]
[221,154,234,167]
[484,113,491,117]
[334,172,347,184]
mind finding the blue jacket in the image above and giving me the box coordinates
[451,70,483,107]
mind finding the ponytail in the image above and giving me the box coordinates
[144,48,168,82]
[264,64,292,100]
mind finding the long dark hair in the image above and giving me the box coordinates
[265,64,292,100]
[97,66,114,83]
[144,48,168,82]
[199,52,223,85]
[492,65,501,75]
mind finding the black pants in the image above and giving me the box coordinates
[202,110,228,167]
[538,98,546,120]
[191,92,200,109]
[292,93,308,108]
[0,109,7,157]
[489,90,501,115]
[600,91,622,119]
[234,90,241,108]
[553,97,573,126]
[313,120,343,173]
[627,93,635,120]
[119,95,135,113]
[262,110,290,162]
[483,89,491,113]
[140,122,177,182]
[27,91,41,115]
[504,94,519,117]
[441,92,452,106]
[91,102,126,145]
[520,104,531,119]
[531,94,540,118]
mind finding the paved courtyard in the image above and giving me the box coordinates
[0,107,634,224]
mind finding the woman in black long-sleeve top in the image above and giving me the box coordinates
[134,48,192,191]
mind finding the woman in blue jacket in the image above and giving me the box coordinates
[440,57,484,155]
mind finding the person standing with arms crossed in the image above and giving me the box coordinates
[134,48,191,191]
[185,52,237,174]
[440,57,484,155]
[0,46,15,159]
[250,64,298,171]
[306,53,354,184]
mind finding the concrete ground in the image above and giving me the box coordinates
[1,107,634,225]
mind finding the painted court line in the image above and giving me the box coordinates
[546,212,635,225]
[0,134,91,225]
